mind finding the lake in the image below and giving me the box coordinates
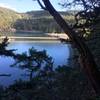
[0,41,71,87]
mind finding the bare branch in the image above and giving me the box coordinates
[34,0,47,10]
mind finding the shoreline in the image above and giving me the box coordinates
[0,33,70,42]
[0,36,60,43]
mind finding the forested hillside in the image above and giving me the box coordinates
[0,7,22,31]
[0,7,75,33]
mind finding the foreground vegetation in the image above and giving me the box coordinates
[0,66,97,100]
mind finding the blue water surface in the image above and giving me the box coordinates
[0,41,71,87]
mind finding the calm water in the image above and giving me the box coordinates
[0,41,71,87]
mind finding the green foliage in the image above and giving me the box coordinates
[14,11,75,33]
[86,22,100,69]
[0,66,96,100]
[11,47,53,80]
[0,37,15,57]
[0,7,75,34]
[0,7,22,32]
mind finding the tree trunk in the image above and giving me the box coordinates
[42,0,100,95]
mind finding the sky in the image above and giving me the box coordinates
[0,0,66,12]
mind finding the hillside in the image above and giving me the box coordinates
[26,10,77,18]
[0,7,75,33]
[0,7,22,31]
[0,7,30,32]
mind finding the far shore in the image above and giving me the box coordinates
[0,30,70,42]
[0,29,68,35]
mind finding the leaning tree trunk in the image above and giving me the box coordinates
[41,0,100,95]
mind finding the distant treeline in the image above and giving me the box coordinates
[0,7,76,33]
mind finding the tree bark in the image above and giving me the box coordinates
[42,0,100,95]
